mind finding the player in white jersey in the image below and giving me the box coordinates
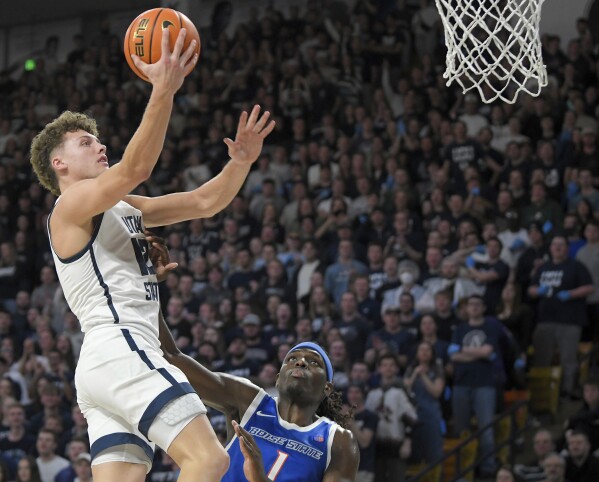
[29,27,275,482]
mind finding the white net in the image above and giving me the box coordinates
[434,0,548,104]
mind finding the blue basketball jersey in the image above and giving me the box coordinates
[222,390,338,482]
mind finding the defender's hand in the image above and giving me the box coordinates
[233,420,270,482]
[145,230,178,282]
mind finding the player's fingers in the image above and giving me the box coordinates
[182,53,199,76]
[223,138,237,150]
[237,425,259,450]
[180,40,197,67]
[130,55,148,73]
[259,120,276,138]
[252,111,270,133]
[160,27,172,58]
[237,111,248,132]
[171,28,187,58]
[246,105,261,128]
[164,262,179,271]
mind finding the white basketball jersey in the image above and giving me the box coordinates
[48,200,160,335]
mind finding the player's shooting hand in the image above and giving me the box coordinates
[145,230,178,282]
[225,105,276,166]
[232,420,270,482]
[131,28,198,94]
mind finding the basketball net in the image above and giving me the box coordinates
[435,0,548,104]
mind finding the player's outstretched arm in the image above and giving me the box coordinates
[158,310,259,415]
[55,28,197,228]
[126,105,275,227]
[323,428,360,482]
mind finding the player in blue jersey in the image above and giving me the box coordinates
[156,291,359,481]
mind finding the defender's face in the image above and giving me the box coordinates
[53,130,108,181]
[277,348,329,400]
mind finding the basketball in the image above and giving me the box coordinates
[124,8,201,82]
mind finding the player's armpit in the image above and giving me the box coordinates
[158,311,259,414]
[322,428,360,482]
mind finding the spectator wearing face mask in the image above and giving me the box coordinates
[381,260,426,314]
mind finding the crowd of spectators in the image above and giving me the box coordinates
[0,0,599,481]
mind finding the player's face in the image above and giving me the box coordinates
[54,130,108,181]
[277,349,331,402]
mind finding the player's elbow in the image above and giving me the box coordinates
[193,192,219,218]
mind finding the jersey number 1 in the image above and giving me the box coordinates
[267,450,289,480]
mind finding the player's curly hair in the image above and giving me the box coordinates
[316,390,352,428]
[30,111,99,196]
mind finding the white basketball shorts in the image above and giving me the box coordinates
[75,324,207,471]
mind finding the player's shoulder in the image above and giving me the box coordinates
[328,425,360,476]
[331,425,358,456]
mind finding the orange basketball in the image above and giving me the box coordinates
[124,8,201,82]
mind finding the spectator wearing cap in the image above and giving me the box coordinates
[529,234,594,397]
[54,437,88,482]
[35,428,69,482]
[564,430,599,482]
[365,305,414,369]
[346,383,378,482]
[239,312,271,363]
[72,452,92,482]
[219,336,260,380]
